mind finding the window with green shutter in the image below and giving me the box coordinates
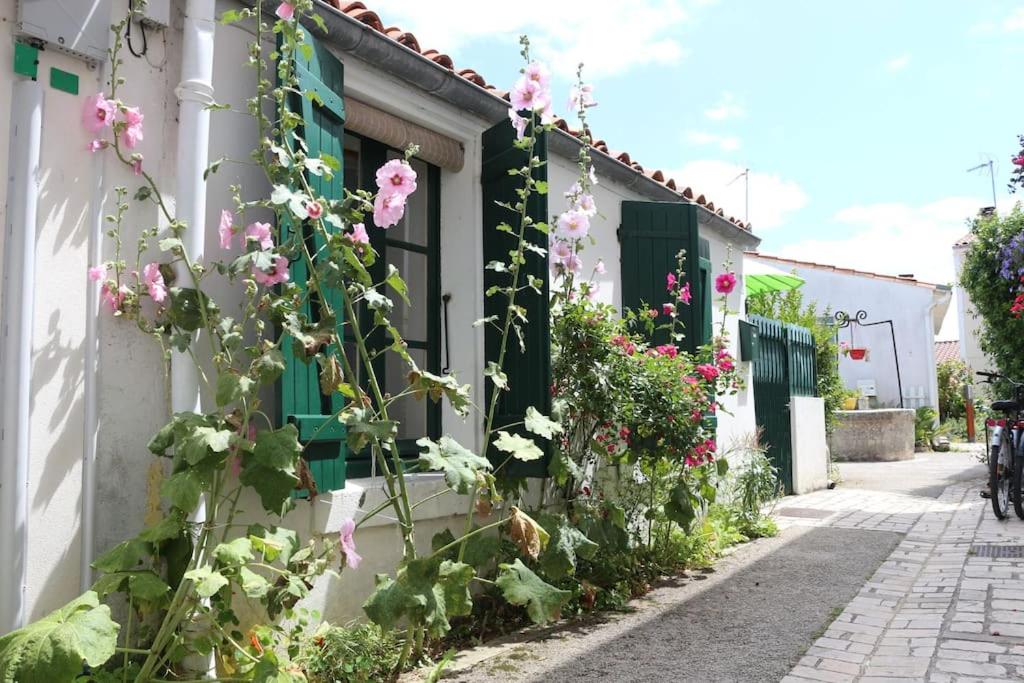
[699,237,713,347]
[278,26,348,493]
[340,133,442,478]
[480,119,551,478]
[619,202,702,353]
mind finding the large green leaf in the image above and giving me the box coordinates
[214,537,255,567]
[437,560,475,618]
[253,425,302,469]
[0,591,118,683]
[248,525,300,565]
[495,559,570,625]
[178,425,233,466]
[524,406,562,440]
[91,539,150,573]
[160,470,204,513]
[238,566,271,599]
[493,431,543,462]
[664,480,697,532]
[168,287,219,332]
[240,453,299,515]
[184,566,228,598]
[362,557,470,637]
[417,436,491,494]
[537,513,598,580]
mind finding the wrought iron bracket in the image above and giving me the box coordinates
[834,309,904,409]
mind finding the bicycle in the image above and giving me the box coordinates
[978,371,1024,520]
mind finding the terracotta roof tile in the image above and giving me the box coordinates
[934,340,960,364]
[746,252,944,289]
[316,0,749,230]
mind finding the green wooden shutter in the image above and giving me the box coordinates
[481,119,551,478]
[278,26,348,493]
[619,202,701,353]
[699,238,713,347]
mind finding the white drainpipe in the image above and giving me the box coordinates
[175,1,216,676]
[0,81,44,634]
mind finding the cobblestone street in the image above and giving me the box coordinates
[783,469,1024,682]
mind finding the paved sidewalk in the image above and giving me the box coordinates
[781,482,1024,683]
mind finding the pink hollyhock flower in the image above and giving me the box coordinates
[219,210,235,249]
[339,518,362,569]
[523,61,551,90]
[1014,154,1024,167]
[574,193,597,217]
[373,191,406,229]
[555,209,590,240]
[662,303,675,316]
[715,272,737,294]
[121,107,144,150]
[510,77,549,113]
[568,83,597,110]
[87,140,108,153]
[88,265,108,282]
[131,156,143,176]
[142,262,167,303]
[683,376,698,386]
[564,253,583,274]
[666,272,677,291]
[509,109,528,140]
[83,93,116,133]
[252,255,290,286]
[551,239,572,262]
[275,2,295,20]
[647,308,658,319]
[245,221,274,250]
[696,364,720,382]
[306,200,323,220]
[690,408,702,423]
[679,282,692,304]
[718,357,735,372]
[594,259,606,275]
[375,159,418,198]
[589,166,599,186]
[101,283,127,313]
[655,344,678,358]
[349,222,370,244]
[564,181,582,199]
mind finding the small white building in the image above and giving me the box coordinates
[0,0,762,629]
[745,253,952,410]
[951,232,993,375]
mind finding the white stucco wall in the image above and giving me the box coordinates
[952,243,991,375]
[747,256,946,410]
[790,397,828,494]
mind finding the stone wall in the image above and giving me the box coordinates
[829,409,915,461]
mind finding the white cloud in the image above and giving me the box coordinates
[704,92,744,121]
[664,160,807,229]
[363,0,696,78]
[1003,7,1024,31]
[970,7,1024,34]
[685,130,741,152]
[885,54,911,71]
[772,197,982,287]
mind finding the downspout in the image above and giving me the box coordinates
[0,81,44,634]
[174,1,216,676]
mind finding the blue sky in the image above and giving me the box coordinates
[368,1,1024,337]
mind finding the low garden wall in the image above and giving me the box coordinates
[829,409,915,461]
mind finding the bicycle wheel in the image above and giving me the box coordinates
[991,441,1010,520]
[1014,450,1024,520]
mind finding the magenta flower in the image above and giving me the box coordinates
[131,156,143,176]
[666,273,677,291]
[508,108,528,140]
[306,200,323,220]
[1014,154,1024,167]
[339,518,362,570]
[252,255,290,286]
[244,221,274,250]
[219,210,235,249]
[555,209,590,240]
[120,106,144,150]
[662,303,675,316]
[715,272,737,294]
[88,265,108,282]
[375,159,418,198]
[275,2,295,20]
[679,282,692,304]
[142,262,167,304]
[101,283,128,313]
[349,222,369,245]
[655,344,678,358]
[83,93,116,134]
[696,364,720,382]
[373,192,407,229]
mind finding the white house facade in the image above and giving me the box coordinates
[0,0,761,628]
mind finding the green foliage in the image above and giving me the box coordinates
[960,205,1024,384]
[0,592,118,683]
[495,560,572,624]
[730,436,782,532]
[915,406,941,448]
[298,623,401,683]
[747,288,843,432]
[937,359,970,421]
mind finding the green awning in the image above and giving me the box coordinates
[745,260,805,295]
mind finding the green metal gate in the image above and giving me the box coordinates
[749,315,817,494]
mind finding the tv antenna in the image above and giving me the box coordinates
[967,159,997,211]
[727,167,749,223]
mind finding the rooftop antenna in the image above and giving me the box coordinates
[967,159,997,211]
[727,167,749,223]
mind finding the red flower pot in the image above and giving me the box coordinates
[848,348,867,360]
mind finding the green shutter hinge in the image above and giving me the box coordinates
[14,42,39,80]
